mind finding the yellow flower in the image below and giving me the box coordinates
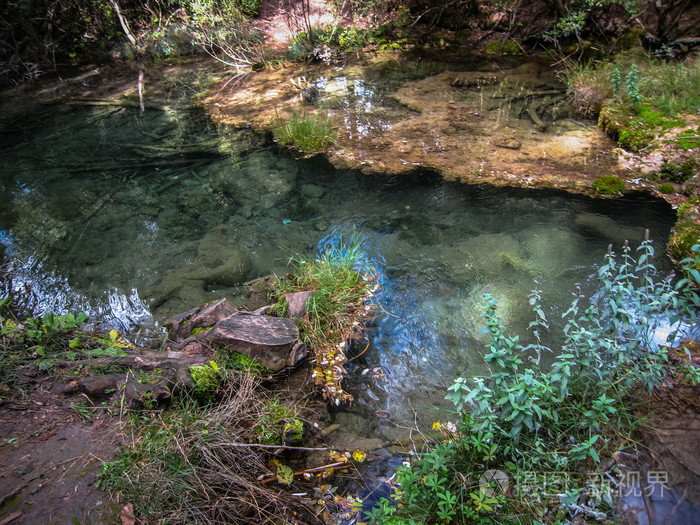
[352,449,367,463]
[432,421,441,431]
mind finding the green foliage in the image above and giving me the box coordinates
[569,50,699,121]
[271,234,378,404]
[252,397,295,445]
[658,183,675,194]
[546,0,642,40]
[0,308,93,381]
[625,64,642,106]
[369,239,700,523]
[273,107,336,154]
[282,418,304,444]
[592,175,625,195]
[288,25,376,62]
[611,66,621,97]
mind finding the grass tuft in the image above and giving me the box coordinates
[271,234,379,404]
[272,107,336,154]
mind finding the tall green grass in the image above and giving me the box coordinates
[567,50,700,118]
[272,107,336,154]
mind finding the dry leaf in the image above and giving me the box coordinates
[120,503,136,525]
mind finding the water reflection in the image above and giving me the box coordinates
[0,82,677,428]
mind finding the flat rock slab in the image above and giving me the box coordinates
[285,290,316,319]
[201,313,300,372]
[165,298,237,340]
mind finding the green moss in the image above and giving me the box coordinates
[598,101,690,152]
[191,326,212,335]
[658,183,676,194]
[677,203,694,221]
[282,418,304,445]
[676,128,700,150]
[592,175,626,195]
[216,351,269,374]
[669,222,700,263]
[485,40,523,54]
[189,362,220,402]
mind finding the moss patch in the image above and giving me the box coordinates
[485,40,523,55]
[592,175,626,195]
[189,362,221,402]
[668,221,700,263]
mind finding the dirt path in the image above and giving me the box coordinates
[0,388,119,524]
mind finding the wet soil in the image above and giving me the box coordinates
[0,386,118,524]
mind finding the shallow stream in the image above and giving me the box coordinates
[0,56,685,521]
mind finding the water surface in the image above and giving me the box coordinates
[0,65,677,429]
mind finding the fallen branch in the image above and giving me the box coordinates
[224,443,330,452]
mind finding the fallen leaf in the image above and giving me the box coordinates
[120,503,136,525]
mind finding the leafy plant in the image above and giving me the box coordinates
[270,233,379,404]
[369,238,700,523]
[625,64,642,106]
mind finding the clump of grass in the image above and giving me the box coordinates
[658,183,676,194]
[592,174,626,195]
[273,107,335,154]
[271,234,379,404]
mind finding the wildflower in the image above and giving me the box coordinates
[352,449,367,462]
[433,421,442,431]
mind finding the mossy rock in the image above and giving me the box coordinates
[668,221,700,263]
[592,175,626,195]
[658,183,676,194]
[485,40,523,55]
[189,362,221,402]
[282,418,304,445]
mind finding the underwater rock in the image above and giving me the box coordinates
[244,274,278,311]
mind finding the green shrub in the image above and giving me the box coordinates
[273,107,335,154]
[368,239,700,524]
[592,175,625,195]
[658,183,676,194]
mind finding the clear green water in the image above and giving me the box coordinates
[0,68,676,428]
